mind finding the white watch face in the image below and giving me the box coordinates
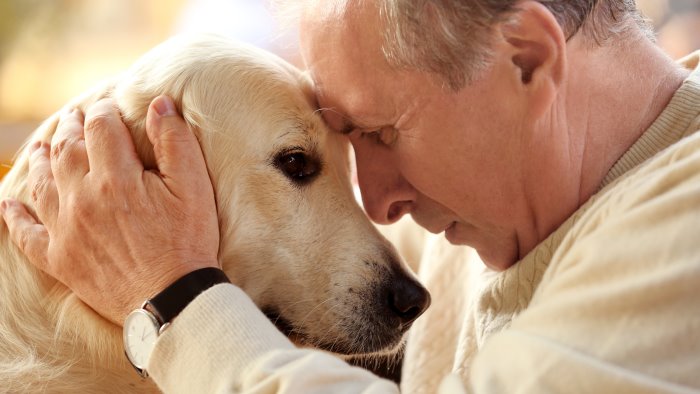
[123,309,160,370]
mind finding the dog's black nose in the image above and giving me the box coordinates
[386,273,431,327]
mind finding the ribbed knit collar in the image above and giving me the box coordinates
[501,51,700,304]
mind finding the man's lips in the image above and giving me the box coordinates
[445,222,457,243]
[425,221,457,235]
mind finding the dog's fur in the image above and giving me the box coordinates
[0,35,426,392]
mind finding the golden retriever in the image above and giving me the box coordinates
[0,34,430,392]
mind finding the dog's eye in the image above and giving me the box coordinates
[275,152,319,185]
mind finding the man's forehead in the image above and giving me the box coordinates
[300,0,394,132]
[307,71,329,109]
[313,87,354,133]
[300,0,351,24]
[311,81,376,134]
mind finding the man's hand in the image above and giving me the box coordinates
[0,96,220,325]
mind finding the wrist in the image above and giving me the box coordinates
[129,260,220,319]
[148,267,230,325]
[123,267,230,377]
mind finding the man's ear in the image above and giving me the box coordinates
[499,1,566,87]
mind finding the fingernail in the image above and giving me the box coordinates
[153,96,177,117]
[29,141,42,153]
[60,106,74,119]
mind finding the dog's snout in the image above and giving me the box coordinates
[386,273,431,327]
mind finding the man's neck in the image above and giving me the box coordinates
[566,32,691,205]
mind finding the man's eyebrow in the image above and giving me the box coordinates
[317,107,362,135]
[313,84,372,135]
[339,119,357,135]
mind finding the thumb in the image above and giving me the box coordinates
[1,199,50,273]
[145,95,213,198]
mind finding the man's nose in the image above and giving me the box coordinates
[353,144,415,225]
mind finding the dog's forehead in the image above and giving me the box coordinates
[270,111,326,148]
[119,34,337,156]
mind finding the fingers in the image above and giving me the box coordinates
[0,199,50,272]
[51,108,89,187]
[27,141,59,228]
[83,98,142,176]
[145,96,214,200]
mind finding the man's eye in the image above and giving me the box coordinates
[275,151,320,186]
[359,127,397,146]
[379,127,398,145]
[360,130,381,141]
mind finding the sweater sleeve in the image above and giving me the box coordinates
[147,284,399,394]
[469,138,700,393]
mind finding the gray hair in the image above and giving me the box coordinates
[379,0,649,89]
[275,0,650,89]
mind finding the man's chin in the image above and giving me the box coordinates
[444,223,461,244]
[475,248,518,272]
[444,221,472,244]
[443,222,518,271]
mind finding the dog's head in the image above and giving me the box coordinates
[101,34,429,355]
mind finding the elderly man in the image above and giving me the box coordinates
[2,0,699,392]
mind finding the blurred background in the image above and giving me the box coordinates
[1,0,699,180]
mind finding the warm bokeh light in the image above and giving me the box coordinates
[0,0,297,180]
[0,166,9,181]
[0,0,698,180]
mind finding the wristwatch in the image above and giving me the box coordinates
[123,267,230,378]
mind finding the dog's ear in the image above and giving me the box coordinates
[111,93,158,171]
[58,77,160,172]
[0,78,118,214]
[113,74,200,172]
[115,93,208,173]
[26,79,117,145]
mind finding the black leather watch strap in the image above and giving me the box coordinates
[147,267,230,325]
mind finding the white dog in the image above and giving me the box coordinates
[0,35,430,392]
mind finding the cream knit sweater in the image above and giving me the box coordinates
[147,52,700,393]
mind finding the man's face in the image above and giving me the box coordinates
[300,4,551,270]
